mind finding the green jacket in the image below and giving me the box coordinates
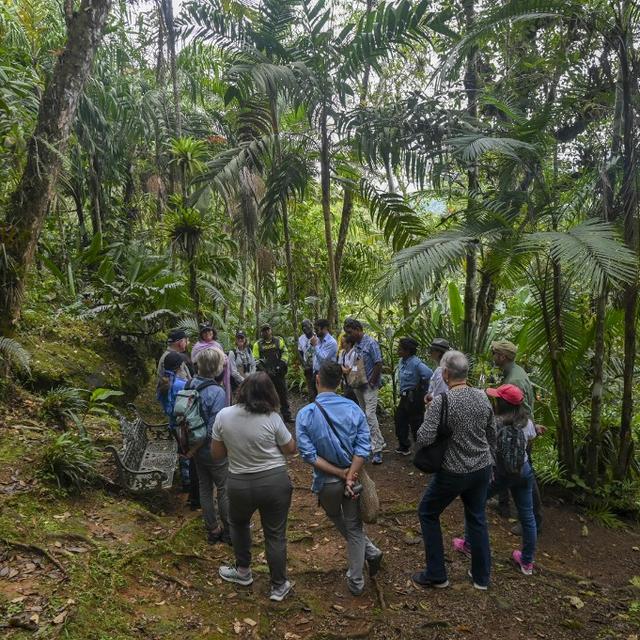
[501,362,535,418]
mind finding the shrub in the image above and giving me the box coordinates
[40,386,88,427]
[39,433,98,491]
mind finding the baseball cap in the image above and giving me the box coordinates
[168,329,187,343]
[486,384,524,405]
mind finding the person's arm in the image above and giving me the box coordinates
[279,338,289,360]
[416,395,442,447]
[368,340,383,386]
[210,413,228,460]
[296,416,348,480]
[252,341,260,359]
[486,410,497,463]
[419,362,433,389]
[274,414,295,454]
[228,352,244,384]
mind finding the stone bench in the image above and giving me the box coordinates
[106,404,178,492]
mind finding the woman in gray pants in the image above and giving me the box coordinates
[211,372,296,602]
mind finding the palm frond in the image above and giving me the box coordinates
[519,220,637,292]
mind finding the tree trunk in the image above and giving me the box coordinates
[88,153,104,239]
[160,0,181,139]
[586,287,607,486]
[320,104,340,328]
[462,0,478,353]
[334,186,353,285]
[615,5,638,480]
[269,97,298,336]
[0,0,112,336]
[475,272,496,351]
[188,259,201,320]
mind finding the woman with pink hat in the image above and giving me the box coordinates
[453,383,538,576]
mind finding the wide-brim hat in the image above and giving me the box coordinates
[429,338,450,352]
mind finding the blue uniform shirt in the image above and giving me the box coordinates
[296,392,371,493]
[311,333,338,373]
[354,334,383,388]
[398,355,433,394]
[157,371,187,428]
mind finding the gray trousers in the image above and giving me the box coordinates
[194,448,229,533]
[353,386,386,454]
[318,480,380,591]
[227,466,292,587]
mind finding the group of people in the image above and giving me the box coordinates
[155,317,542,600]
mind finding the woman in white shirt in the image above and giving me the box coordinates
[211,372,296,602]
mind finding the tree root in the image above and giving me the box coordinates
[372,577,387,609]
[0,537,68,580]
[45,532,98,547]
[151,569,195,590]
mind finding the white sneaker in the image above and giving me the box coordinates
[270,579,294,602]
[219,565,253,586]
[467,570,488,590]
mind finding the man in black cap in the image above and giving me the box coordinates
[157,329,193,381]
[425,338,450,402]
[253,324,292,422]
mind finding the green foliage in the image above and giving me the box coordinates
[41,386,88,427]
[39,432,99,492]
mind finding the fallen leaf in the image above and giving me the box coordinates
[233,620,243,634]
[52,611,68,625]
[564,595,584,609]
[243,618,257,627]
[154,601,166,606]
[10,596,26,603]
[66,546,88,554]
[284,633,301,640]
[332,604,345,612]
[581,525,589,537]
[29,613,39,625]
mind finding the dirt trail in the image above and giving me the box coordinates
[1,392,639,639]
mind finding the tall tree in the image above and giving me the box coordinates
[0,0,113,335]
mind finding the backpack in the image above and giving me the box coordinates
[172,379,217,452]
[496,422,527,479]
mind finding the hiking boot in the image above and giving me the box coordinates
[367,551,383,578]
[220,529,232,546]
[467,570,488,590]
[512,550,534,576]
[394,446,412,456]
[411,572,449,589]
[452,537,471,558]
[347,581,364,596]
[372,452,383,465]
[269,580,294,602]
[219,565,253,586]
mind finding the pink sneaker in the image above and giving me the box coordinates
[452,537,471,558]
[512,549,534,575]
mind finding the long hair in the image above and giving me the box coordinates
[495,397,528,428]
[236,372,280,414]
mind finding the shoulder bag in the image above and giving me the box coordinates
[314,401,379,523]
[413,392,451,474]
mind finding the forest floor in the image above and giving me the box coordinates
[1,385,640,640]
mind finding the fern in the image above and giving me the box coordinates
[0,337,31,373]
[39,433,98,492]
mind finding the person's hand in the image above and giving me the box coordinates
[535,424,546,435]
[344,473,358,499]
[425,393,433,404]
[310,334,319,346]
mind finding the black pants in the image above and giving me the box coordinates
[395,392,425,450]
[189,458,200,506]
[270,372,291,420]
[304,368,317,401]
[228,467,292,587]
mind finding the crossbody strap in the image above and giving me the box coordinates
[314,400,352,461]
[437,392,451,438]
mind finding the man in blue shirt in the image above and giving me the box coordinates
[394,338,433,455]
[310,319,338,375]
[296,361,383,596]
[343,318,386,464]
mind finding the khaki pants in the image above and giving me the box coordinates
[354,385,386,454]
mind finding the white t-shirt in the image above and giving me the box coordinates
[211,404,292,474]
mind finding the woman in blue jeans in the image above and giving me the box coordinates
[454,384,537,575]
[412,351,497,590]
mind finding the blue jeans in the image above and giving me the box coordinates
[418,465,492,586]
[489,462,537,564]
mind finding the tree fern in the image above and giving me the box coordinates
[0,336,31,373]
